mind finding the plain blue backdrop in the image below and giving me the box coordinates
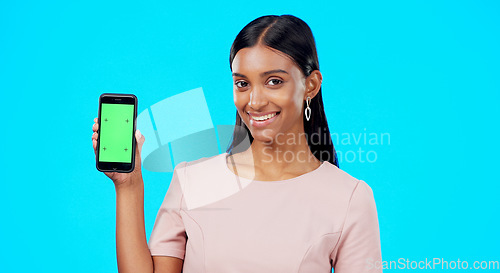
[1,0,499,272]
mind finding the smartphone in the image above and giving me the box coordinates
[96,93,138,173]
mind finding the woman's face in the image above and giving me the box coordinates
[231,44,309,143]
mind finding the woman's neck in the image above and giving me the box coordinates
[239,132,321,175]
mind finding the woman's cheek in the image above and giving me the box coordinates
[233,92,248,110]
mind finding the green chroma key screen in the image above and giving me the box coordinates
[99,103,134,163]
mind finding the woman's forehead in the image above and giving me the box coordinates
[232,45,300,76]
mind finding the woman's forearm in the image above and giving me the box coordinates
[115,176,153,273]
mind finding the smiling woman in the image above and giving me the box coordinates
[92,14,382,273]
[226,15,340,168]
[146,15,383,273]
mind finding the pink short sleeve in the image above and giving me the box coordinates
[148,161,188,259]
[331,180,383,272]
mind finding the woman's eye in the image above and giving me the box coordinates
[267,78,283,86]
[235,81,248,88]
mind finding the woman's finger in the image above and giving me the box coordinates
[92,118,98,155]
[135,130,145,156]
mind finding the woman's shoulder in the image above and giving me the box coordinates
[320,161,368,190]
[318,163,377,218]
[172,153,223,174]
[170,153,234,210]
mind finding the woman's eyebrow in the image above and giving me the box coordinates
[261,69,288,76]
[232,72,247,78]
[232,69,289,78]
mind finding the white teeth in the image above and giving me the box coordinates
[251,112,278,121]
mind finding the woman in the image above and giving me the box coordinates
[92,14,382,273]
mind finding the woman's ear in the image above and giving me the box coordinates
[305,70,322,100]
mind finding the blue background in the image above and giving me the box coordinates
[1,0,499,272]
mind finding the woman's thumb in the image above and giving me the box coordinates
[135,130,145,156]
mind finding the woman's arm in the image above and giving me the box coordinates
[92,118,183,273]
[331,180,383,272]
[115,178,152,272]
[152,257,184,273]
[115,176,183,273]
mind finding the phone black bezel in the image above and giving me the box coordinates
[96,93,138,173]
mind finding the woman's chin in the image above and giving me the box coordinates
[251,129,279,143]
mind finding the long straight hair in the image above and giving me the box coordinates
[225,15,339,168]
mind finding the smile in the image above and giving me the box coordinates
[247,111,280,127]
[250,112,278,121]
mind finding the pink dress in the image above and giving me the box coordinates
[148,152,382,272]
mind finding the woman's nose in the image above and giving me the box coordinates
[248,86,268,110]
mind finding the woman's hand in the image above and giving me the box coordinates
[92,117,146,187]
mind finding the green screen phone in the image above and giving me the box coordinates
[96,93,137,173]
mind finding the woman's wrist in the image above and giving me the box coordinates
[114,172,144,192]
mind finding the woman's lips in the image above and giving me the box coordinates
[248,111,280,128]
